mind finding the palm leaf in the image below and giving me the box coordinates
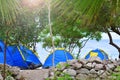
[0,0,21,24]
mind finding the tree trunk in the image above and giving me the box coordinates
[76,48,81,59]
[3,29,10,80]
[107,31,120,59]
[3,40,7,80]
[118,49,120,59]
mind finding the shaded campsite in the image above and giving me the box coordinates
[0,0,120,80]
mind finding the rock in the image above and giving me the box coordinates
[67,59,77,65]
[97,70,104,75]
[49,71,54,76]
[92,62,96,67]
[88,57,102,63]
[78,59,88,65]
[95,64,104,70]
[117,59,120,66]
[88,74,97,78]
[15,74,24,80]
[106,64,115,70]
[90,69,97,74]
[100,72,108,79]
[107,69,113,74]
[102,60,108,65]
[73,63,82,69]
[9,66,20,75]
[63,69,76,76]
[78,68,89,74]
[104,71,111,76]
[84,63,93,69]
[76,74,88,80]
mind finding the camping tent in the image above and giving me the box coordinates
[0,40,14,66]
[7,45,42,69]
[85,49,109,60]
[0,40,42,69]
[43,49,74,68]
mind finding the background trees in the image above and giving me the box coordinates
[51,0,120,58]
[0,0,44,50]
[0,0,119,58]
[38,0,102,58]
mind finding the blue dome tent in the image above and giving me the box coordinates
[85,49,109,60]
[7,45,42,69]
[43,49,74,68]
[0,40,42,69]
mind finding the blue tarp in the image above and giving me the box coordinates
[0,40,42,69]
[85,49,109,60]
[43,49,74,68]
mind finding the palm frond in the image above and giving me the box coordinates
[0,0,21,24]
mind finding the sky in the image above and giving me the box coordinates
[102,32,120,39]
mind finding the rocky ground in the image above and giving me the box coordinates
[0,57,120,80]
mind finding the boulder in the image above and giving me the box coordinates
[106,64,115,70]
[67,59,77,65]
[95,64,104,70]
[84,62,94,69]
[79,68,89,74]
[78,59,88,65]
[73,63,82,69]
[90,69,97,74]
[9,66,20,75]
[76,74,88,80]
[63,69,76,76]
[97,70,104,76]
[88,57,102,63]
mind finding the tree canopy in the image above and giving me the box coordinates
[0,0,120,58]
[50,0,120,58]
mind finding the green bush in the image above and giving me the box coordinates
[111,66,120,80]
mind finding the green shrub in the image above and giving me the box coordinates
[111,66,120,80]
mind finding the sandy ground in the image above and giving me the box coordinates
[19,69,49,80]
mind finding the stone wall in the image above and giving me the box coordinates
[48,57,119,80]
